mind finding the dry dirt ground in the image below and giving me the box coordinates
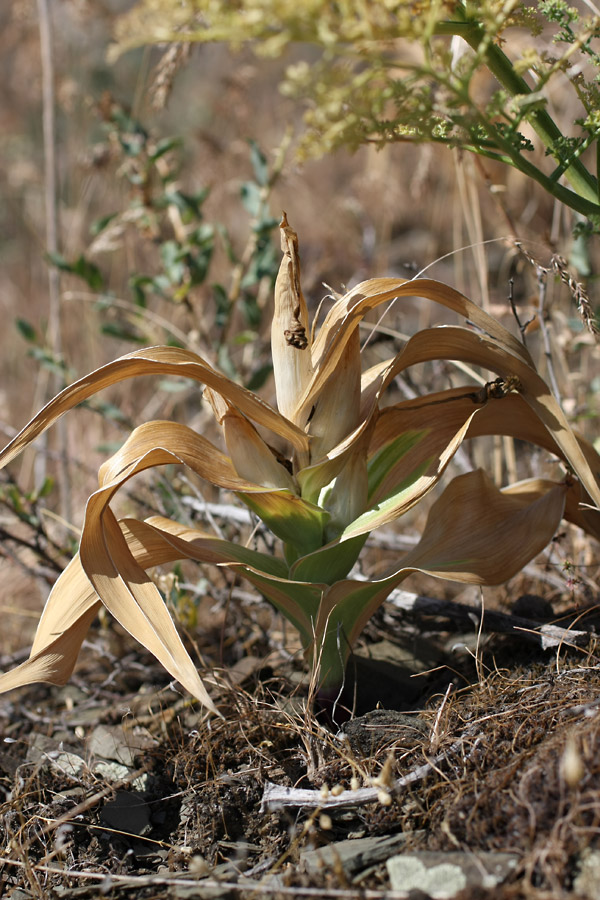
[2,570,600,900]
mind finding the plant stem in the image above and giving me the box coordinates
[37,0,72,523]
[435,12,600,216]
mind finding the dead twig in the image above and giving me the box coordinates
[0,857,414,899]
[385,589,590,650]
[261,730,483,811]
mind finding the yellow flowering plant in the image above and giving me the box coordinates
[1,215,599,715]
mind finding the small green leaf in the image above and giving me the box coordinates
[16,319,38,344]
[212,283,231,328]
[87,401,130,424]
[35,476,55,500]
[149,136,183,162]
[240,181,263,218]
[47,252,104,290]
[217,344,237,380]
[158,378,192,393]
[90,213,118,236]
[160,240,186,283]
[162,187,210,220]
[216,223,238,263]
[128,275,151,307]
[246,363,273,392]
[100,323,146,344]
[72,256,104,290]
[248,139,269,187]
[240,240,278,289]
[240,293,262,328]
[29,347,68,378]
[119,132,146,157]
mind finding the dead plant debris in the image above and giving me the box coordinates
[2,587,600,900]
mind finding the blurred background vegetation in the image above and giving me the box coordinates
[0,0,598,653]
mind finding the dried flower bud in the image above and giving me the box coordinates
[271,213,313,427]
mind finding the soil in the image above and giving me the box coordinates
[2,586,600,900]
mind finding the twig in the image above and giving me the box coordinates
[36,0,71,521]
[0,858,414,900]
[261,731,483,811]
[384,589,590,650]
[181,496,256,526]
[507,277,534,345]
[535,264,563,405]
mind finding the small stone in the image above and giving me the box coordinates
[338,709,429,757]
[301,832,415,877]
[573,848,600,899]
[87,724,155,766]
[100,790,151,836]
[44,751,86,778]
[387,851,518,898]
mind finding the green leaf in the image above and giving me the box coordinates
[100,323,147,344]
[122,515,320,645]
[29,347,68,378]
[248,139,269,187]
[128,275,151,307]
[237,570,322,648]
[245,363,273,392]
[162,187,210,220]
[216,343,237,380]
[341,458,432,540]
[367,430,428,499]
[238,490,329,558]
[149,136,183,162]
[240,181,263,218]
[35,476,55,500]
[289,534,367,584]
[212,283,231,328]
[160,240,186,283]
[46,253,104,291]
[240,240,278,289]
[216,223,238,263]
[240,292,262,328]
[118,131,146,157]
[158,378,192,393]
[86,400,131,424]
[309,471,568,691]
[90,213,118,236]
[16,319,38,344]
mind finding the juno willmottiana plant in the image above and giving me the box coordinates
[1,215,599,713]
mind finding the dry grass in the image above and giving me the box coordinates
[3,612,600,898]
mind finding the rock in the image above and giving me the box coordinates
[87,723,156,767]
[573,848,600,899]
[25,733,86,777]
[301,832,415,877]
[386,851,519,898]
[338,710,429,756]
[100,789,151,836]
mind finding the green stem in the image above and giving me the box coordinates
[435,12,600,215]
[468,119,600,218]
